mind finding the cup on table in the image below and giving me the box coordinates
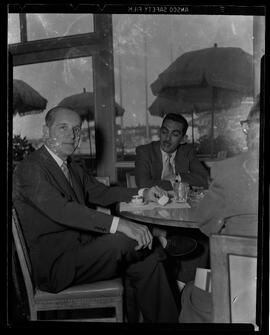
[173,182,189,202]
[131,195,143,205]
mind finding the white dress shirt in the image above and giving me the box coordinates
[161,148,177,176]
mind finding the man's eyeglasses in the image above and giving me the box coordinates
[240,119,259,134]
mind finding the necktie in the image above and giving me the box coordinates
[61,161,72,186]
[162,154,174,180]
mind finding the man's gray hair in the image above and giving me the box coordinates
[45,106,79,127]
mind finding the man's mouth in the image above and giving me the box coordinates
[63,142,75,146]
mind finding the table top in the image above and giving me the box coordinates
[119,192,205,229]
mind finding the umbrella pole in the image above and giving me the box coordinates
[191,107,194,145]
[144,33,150,141]
[87,121,93,169]
[119,56,125,159]
[210,87,216,159]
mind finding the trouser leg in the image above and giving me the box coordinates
[123,242,179,322]
[170,228,210,283]
[63,232,179,323]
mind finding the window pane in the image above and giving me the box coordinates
[26,14,93,41]
[8,13,20,44]
[113,14,255,164]
[13,57,94,165]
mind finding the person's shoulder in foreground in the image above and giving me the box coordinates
[195,95,261,237]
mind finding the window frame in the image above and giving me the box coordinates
[9,13,117,182]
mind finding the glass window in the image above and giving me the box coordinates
[13,56,95,167]
[8,13,20,44]
[113,14,255,163]
[26,14,94,41]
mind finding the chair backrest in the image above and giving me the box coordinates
[95,176,110,186]
[216,150,227,160]
[210,233,257,324]
[126,172,136,188]
[12,208,36,309]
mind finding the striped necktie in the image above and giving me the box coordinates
[61,161,72,185]
[162,153,174,180]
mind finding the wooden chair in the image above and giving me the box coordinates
[12,208,124,322]
[210,233,258,325]
[125,172,137,188]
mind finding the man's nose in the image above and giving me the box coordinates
[66,128,76,139]
[165,133,171,141]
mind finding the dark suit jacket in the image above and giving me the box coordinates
[135,141,209,190]
[12,146,137,291]
[194,152,259,237]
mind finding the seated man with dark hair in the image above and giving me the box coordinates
[134,112,210,292]
[135,113,209,190]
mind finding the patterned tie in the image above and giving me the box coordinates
[61,161,72,186]
[162,153,174,180]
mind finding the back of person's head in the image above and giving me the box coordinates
[247,94,260,122]
[162,113,188,135]
[45,106,78,127]
[245,94,260,154]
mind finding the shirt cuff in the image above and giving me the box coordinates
[138,188,148,197]
[110,216,119,234]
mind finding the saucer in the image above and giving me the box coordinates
[172,198,188,203]
[129,201,145,207]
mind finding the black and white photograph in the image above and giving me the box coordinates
[5,3,267,332]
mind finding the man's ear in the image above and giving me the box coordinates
[43,125,49,139]
[180,134,188,144]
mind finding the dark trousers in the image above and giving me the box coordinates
[169,228,210,283]
[51,232,179,323]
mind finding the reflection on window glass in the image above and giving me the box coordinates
[113,14,254,161]
[13,56,94,159]
[26,14,93,41]
[8,13,20,44]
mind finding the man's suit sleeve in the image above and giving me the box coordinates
[179,148,209,188]
[82,169,138,206]
[135,145,172,190]
[194,176,227,237]
[13,161,135,234]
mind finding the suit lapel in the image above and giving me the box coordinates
[38,146,80,203]
[174,146,188,174]
[152,141,163,177]
[68,160,85,204]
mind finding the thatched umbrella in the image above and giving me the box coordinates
[13,79,47,116]
[150,45,253,157]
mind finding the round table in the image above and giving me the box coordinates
[119,199,202,229]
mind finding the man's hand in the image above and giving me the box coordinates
[143,186,168,203]
[117,218,153,251]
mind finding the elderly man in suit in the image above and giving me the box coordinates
[13,106,197,323]
[179,96,261,323]
[135,113,209,190]
[195,97,260,237]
